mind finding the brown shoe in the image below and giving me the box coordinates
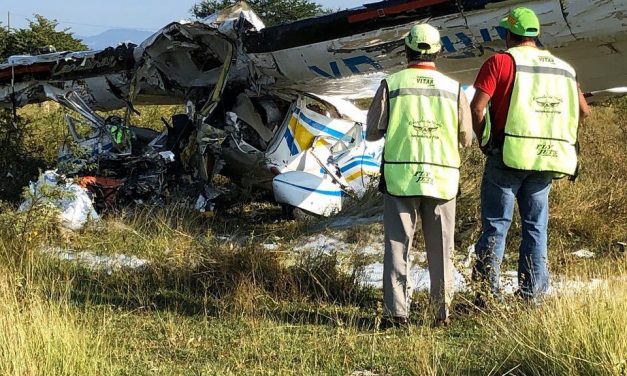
[433,317,450,328]
[380,316,409,329]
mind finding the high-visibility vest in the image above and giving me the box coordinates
[502,46,580,176]
[384,68,460,199]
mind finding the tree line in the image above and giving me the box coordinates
[0,15,86,61]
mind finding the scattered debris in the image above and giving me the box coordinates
[551,278,609,294]
[462,244,475,268]
[501,271,612,296]
[19,170,99,230]
[195,195,209,213]
[49,89,180,210]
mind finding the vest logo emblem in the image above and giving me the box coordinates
[416,76,435,87]
[538,56,555,64]
[414,170,434,184]
[533,96,562,114]
[537,143,558,157]
[410,119,441,139]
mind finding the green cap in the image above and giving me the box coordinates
[405,24,442,54]
[500,7,540,37]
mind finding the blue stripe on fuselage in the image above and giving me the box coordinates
[283,128,300,155]
[298,112,345,139]
[274,179,344,197]
[340,160,380,172]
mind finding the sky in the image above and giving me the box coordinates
[2,0,368,36]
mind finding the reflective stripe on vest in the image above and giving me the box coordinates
[384,68,460,199]
[503,46,579,176]
[480,103,492,148]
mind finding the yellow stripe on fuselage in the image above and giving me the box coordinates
[346,171,362,182]
[288,114,315,151]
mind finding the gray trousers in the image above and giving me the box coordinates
[383,194,456,320]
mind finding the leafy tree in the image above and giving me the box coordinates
[0,26,8,59]
[191,0,328,27]
[0,16,85,201]
[0,15,86,60]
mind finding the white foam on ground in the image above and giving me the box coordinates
[361,263,468,294]
[327,214,383,230]
[500,271,610,295]
[293,233,612,296]
[262,243,280,250]
[293,234,385,255]
[293,234,351,253]
[571,249,595,258]
[41,246,149,274]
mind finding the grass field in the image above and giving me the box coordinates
[0,98,625,375]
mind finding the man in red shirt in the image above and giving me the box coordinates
[471,7,590,304]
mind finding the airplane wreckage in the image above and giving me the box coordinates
[1,0,626,219]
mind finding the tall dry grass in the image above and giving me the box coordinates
[0,273,113,376]
[549,98,627,255]
[476,276,627,375]
[454,97,627,260]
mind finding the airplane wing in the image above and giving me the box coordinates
[0,46,135,110]
[1,0,625,110]
[245,0,627,97]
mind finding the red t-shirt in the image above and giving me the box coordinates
[473,52,516,148]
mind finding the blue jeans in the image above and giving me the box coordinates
[474,156,553,300]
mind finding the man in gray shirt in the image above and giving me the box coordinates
[366,23,472,327]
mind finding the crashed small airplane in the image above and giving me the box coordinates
[1,0,626,216]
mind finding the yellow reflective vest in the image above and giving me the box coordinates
[502,46,580,176]
[384,68,460,200]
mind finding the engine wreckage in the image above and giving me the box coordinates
[1,0,625,218]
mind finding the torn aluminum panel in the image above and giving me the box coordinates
[0,21,243,110]
[0,45,135,82]
[232,93,274,142]
[132,22,238,103]
[201,1,266,38]
[44,85,106,127]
